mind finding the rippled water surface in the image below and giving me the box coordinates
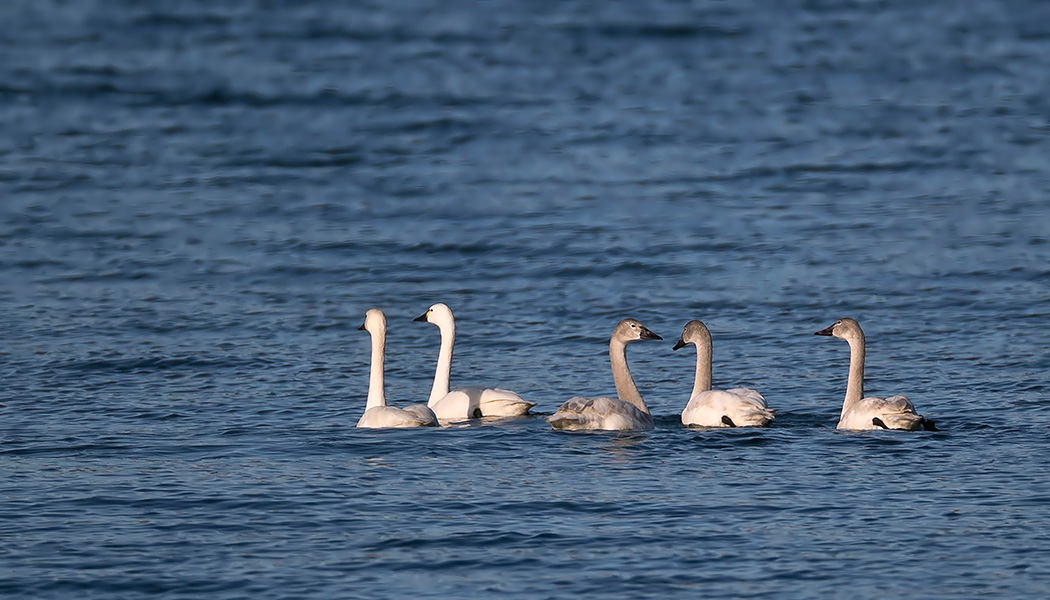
[3,1,1050,598]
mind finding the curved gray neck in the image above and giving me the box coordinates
[610,339,649,414]
[843,333,866,416]
[691,338,713,397]
[366,328,387,410]
[427,321,455,406]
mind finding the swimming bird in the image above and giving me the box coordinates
[673,320,774,428]
[414,303,535,420]
[547,318,661,431]
[815,318,936,431]
[356,308,438,428]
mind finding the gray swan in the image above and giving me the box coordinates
[547,318,661,431]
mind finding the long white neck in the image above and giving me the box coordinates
[691,338,713,398]
[842,332,866,417]
[610,339,649,414]
[365,327,387,410]
[427,320,455,406]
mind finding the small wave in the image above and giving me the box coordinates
[48,355,273,373]
[566,22,748,39]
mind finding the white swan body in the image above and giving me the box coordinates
[674,320,774,428]
[680,389,773,428]
[415,303,535,420]
[815,318,935,431]
[547,319,661,431]
[356,308,438,429]
[358,405,439,428]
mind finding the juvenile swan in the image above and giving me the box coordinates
[815,318,935,431]
[414,303,535,420]
[673,320,775,428]
[356,309,438,428]
[547,319,662,431]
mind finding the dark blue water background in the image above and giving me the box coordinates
[2,1,1049,598]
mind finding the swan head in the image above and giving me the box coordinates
[814,317,864,343]
[358,308,387,335]
[613,318,662,344]
[672,319,711,351]
[413,302,455,329]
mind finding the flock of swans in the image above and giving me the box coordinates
[357,303,937,432]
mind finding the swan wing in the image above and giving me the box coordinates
[865,394,917,414]
[839,394,926,430]
[724,387,769,409]
[476,387,536,416]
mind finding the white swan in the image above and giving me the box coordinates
[356,308,438,429]
[414,303,535,420]
[815,318,936,431]
[547,318,662,431]
[673,320,775,428]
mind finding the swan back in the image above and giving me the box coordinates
[681,388,774,428]
[358,406,437,428]
[547,396,654,431]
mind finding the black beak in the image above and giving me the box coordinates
[672,338,686,351]
[640,327,662,341]
[814,325,834,336]
[413,312,428,322]
[357,323,366,331]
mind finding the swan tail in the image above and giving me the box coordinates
[873,413,926,431]
[727,406,776,428]
[480,398,537,417]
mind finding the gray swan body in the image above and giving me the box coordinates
[356,309,438,428]
[815,318,935,431]
[547,319,661,431]
[674,320,774,428]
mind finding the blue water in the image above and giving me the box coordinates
[3,1,1050,598]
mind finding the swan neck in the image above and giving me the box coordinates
[365,328,387,410]
[428,321,455,406]
[691,339,713,397]
[610,338,649,414]
[843,333,866,415]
